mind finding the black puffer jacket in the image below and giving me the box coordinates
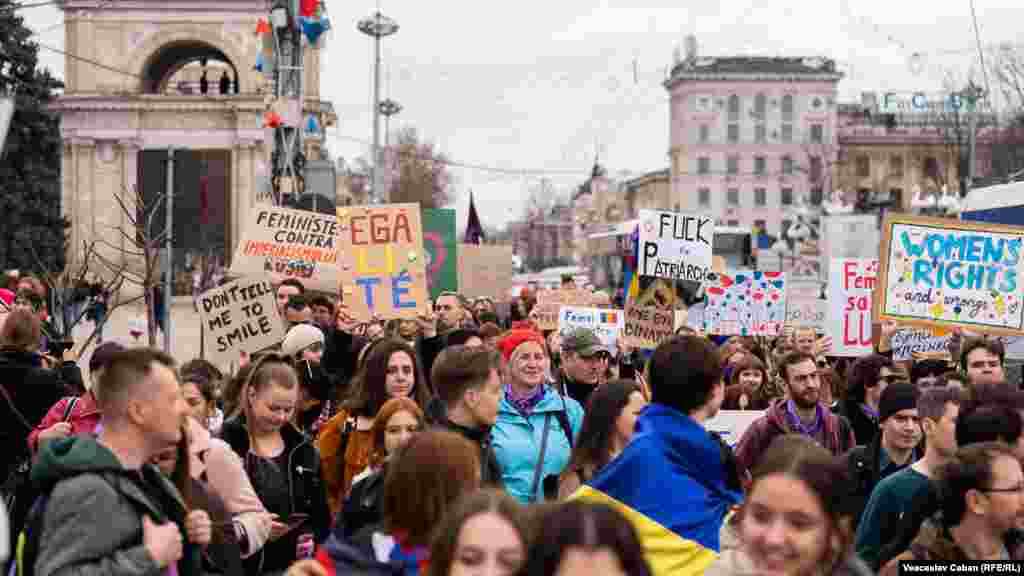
[220,416,330,574]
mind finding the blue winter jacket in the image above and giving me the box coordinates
[492,386,584,503]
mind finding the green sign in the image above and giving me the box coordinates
[422,208,458,298]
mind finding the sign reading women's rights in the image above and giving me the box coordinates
[230,205,340,293]
[637,209,714,282]
[198,277,285,365]
[702,270,787,336]
[877,215,1024,335]
[337,204,429,320]
[828,259,879,357]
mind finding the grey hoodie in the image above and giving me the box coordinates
[32,435,199,576]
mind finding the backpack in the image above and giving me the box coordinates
[10,470,118,576]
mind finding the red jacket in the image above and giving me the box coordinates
[734,398,856,476]
[28,392,101,452]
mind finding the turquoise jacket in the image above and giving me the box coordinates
[492,386,584,503]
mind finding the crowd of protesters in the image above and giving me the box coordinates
[1,270,1023,576]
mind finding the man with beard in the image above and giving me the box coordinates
[557,328,610,406]
[418,291,475,388]
[844,382,922,526]
[734,351,856,476]
[856,386,960,569]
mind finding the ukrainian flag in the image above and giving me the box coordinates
[571,405,742,576]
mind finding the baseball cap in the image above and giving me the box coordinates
[89,341,126,372]
[560,327,609,357]
[281,323,325,357]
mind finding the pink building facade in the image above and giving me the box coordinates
[666,56,843,236]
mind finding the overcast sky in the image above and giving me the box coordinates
[22,0,1023,231]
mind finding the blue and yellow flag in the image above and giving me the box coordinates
[572,405,742,576]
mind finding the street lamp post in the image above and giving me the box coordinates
[357,12,399,204]
[378,98,402,199]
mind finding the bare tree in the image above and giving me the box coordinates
[90,185,169,347]
[990,43,1024,114]
[27,238,144,353]
[385,127,454,209]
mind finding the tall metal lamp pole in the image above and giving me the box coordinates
[357,12,399,204]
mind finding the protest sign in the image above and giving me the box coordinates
[558,306,624,356]
[705,410,765,448]
[457,244,514,300]
[198,277,285,365]
[622,302,675,348]
[891,328,953,362]
[230,205,340,293]
[702,270,787,336]
[828,259,879,357]
[637,209,714,282]
[533,289,593,330]
[422,209,458,299]
[820,215,880,278]
[786,281,826,331]
[337,204,429,320]
[876,214,1024,335]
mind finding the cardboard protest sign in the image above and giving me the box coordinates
[230,205,340,293]
[198,277,285,365]
[890,328,953,362]
[558,306,624,355]
[876,214,1024,335]
[702,271,787,336]
[533,289,593,330]
[457,244,513,300]
[422,209,458,298]
[786,281,826,331]
[828,259,879,357]
[622,276,679,348]
[705,410,765,448]
[336,204,429,320]
[637,209,714,282]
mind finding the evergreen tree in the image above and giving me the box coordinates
[0,0,67,274]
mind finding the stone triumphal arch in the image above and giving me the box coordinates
[54,0,334,293]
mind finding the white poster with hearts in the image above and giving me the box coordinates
[637,209,714,283]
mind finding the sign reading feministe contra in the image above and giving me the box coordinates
[558,306,624,356]
[828,259,879,357]
[337,204,429,321]
[199,277,285,365]
[877,215,1024,335]
[637,209,714,282]
[230,205,340,293]
[702,271,787,336]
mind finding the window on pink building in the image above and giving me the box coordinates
[755,188,767,206]
[727,220,740,227]
[727,188,740,206]
[810,124,824,143]
[781,156,794,175]
[809,156,822,181]
[698,188,710,207]
[755,94,767,118]
[754,156,766,175]
[781,188,794,205]
[699,124,709,143]
[727,156,739,175]
[781,95,794,121]
[755,124,767,143]
[781,124,793,143]
[728,95,740,122]
[727,124,740,143]
[698,157,711,175]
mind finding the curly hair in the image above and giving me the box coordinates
[845,354,894,404]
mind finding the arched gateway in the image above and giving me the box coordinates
[53,0,334,293]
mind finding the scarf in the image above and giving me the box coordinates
[784,399,824,438]
[505,382,545,417]
[390,530,430,576]
[861,402,879,422]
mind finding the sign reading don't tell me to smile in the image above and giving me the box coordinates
[337,204,429,321]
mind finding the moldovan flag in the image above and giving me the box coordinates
[571,405,742,576]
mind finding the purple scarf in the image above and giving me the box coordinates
[861,403,879,422]
[785,399,824,438]
[505,383,545,417]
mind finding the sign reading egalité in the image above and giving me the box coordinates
[638,209,714,282]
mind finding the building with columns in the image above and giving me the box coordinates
[666,39,842,238]
[53,0,335,293]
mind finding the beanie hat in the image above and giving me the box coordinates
[878,381,919,423]
[281,323,325,358]
[89,341,125,372]
[496,329,546,362]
